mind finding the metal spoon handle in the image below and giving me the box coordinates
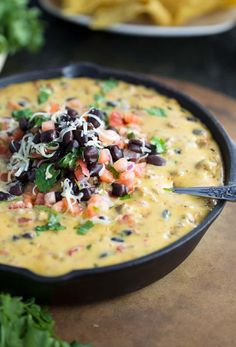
[173,185,236,201]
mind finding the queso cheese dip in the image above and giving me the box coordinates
[0,77,223,276]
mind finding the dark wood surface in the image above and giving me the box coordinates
[50,78,236,347]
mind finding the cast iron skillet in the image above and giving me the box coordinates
[0,63,235,303]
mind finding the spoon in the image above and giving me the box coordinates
[172,185,236,202]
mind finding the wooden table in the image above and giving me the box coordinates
[51,78,236,347]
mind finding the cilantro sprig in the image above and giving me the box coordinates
[0,294,91,347]
[0,0,44,54]
[150,136,167,154]
[75,221,94,235]
[145,107,167,117]
[35,213,66,234]
[101,79,118,93]
[35,163,60,193]
[38,86,53,104]
[59,150,80,169]
[12,108,33,121]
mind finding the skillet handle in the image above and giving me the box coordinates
[229,141,236,185]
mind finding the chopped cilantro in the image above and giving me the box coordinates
[127,132,136,140]
[35,163,60,193]
[108,165,120,179]
[12,108,33,120]
[145,107,167,117]
[94,93,106,103]
[163,188,173,192]
[34,205,58,214]
[31,113,50,127]
[38,86,53,104]
[150,136,167,154]
[35,213,66,234]
[120,194,131,200]
[0,293,91,346]
[101,79,118,93]
[59,150,79,169]
[75,221,94,235]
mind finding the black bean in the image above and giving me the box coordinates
[33,133,41,144]
[146,155,166,166]
[111,183,128,197]
[19,118,29,131]
[145,142,157,154]
[51,148,65,161]
[65,140,79,153]
[193,129,204,136]
[74,128,88,146]
[55,191,62,202]
[106,100,118,107]
[9,181,23,196]
[22,233,34,239]
[0,191,11,201]
[84,146,99,165]
[80,187,96,202]
[18,100,28,107]
[88,108,105,128]
[107,145,123,161]
[27,170,36,182]
[40,130,57,143]
[62,131,73,145]
[9,140,21,153]
[111,237,124,243]
[162,209,171,220]
[128,139,143,153]
[17,171,29,183]
[187,116,197,122]
[174,148,182,154]
[66,106,78,119]
[122,229,133,236]
[12,235,20,241]
[99,252,108,258]
[89,163,103,177]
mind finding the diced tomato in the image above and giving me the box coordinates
[116,245,125,253]
[67,246,81,256]
[63,198,83,216]
[44,192,56,206]
[134,162,146,177]
[42,120,55,132]
[76,160,90,177]
[11,128,24,141]
[123,113,140,124]
[7,101,22,111]
[9,201,32,209]
[98,149,111,164]
[52,200,65,213]
[18,217,32,224]
[0,173,8,182]
[118,171,135,189]
[35,193,45,205]
[99,169,114,183]
[49,103,60,113]
[109,111,123,127]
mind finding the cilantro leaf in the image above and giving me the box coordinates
[101,79,118,93]
[163,187,173,192]
[108,165,120,179]
[12,108,33,121]
[120,194,131,200]
[150,136,167,154]
[145,107,167,117]
[31,113,50,127]
[0,1,44,54]
[75,221,94,235]
[38,86,53,104]
[35,213,66,234]
[59,150,79,169]
[0,294,91,347]
[35,163,60,193]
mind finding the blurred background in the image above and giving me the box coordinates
[1,0,236,97]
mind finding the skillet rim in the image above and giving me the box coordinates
[0,62,235,283]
